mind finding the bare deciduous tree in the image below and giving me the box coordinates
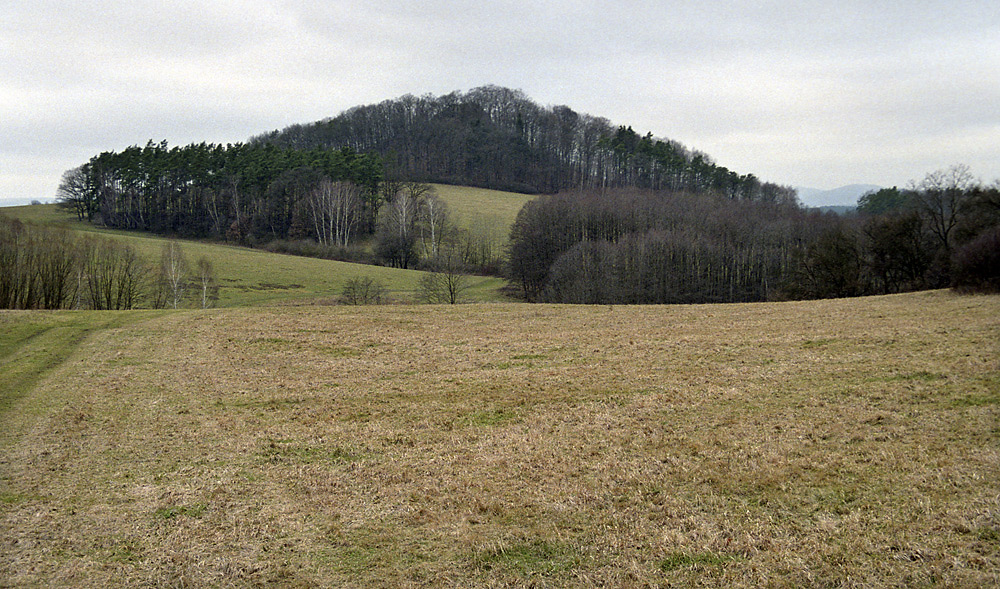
[160,241,189,309]
[84,237,143,310]
[34,226,80,309]
[913,164,976,253]
[55,165,92,221]
[375,182,431,269]
[0,217,34,309]
[417,247,469,304]
[195,256,219,308]
[308,178,362,248]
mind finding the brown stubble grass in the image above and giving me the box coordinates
[1,291,998,587]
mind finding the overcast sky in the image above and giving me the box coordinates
[3,0,999,203]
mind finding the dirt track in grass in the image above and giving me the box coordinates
[2,291,998,586]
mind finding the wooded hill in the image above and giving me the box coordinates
[251,85,796,202]
[53,87,797,283]
[47,89,999,308]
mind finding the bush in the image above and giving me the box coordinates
[951,226,1000,293]
[339,276,387,305]
[417,250,470,304]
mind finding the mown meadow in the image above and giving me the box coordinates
[1,290,997,586]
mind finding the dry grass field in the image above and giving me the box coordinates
[1,291,998,587]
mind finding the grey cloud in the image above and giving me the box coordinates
[2,0,999,202]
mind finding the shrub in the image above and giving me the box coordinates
[339,276,387,305]
[951,226,1000,292]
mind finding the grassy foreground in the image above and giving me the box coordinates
[1,291,998,587]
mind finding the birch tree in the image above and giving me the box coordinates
[418,192,452,259]
[308,178,361,248]
[375,182,430,268]
[160,241,189,309]
[195,256,219,308]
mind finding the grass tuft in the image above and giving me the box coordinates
[153,503,207,520]
[952,394,1000,407]
[473,539,580,576]
[463,408,520,427]
[259,439,362,464]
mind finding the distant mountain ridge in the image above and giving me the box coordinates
[796,184,881,208]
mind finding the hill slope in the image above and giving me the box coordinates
[1,203,508,306]
[2,291,997,586]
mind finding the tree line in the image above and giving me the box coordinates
[793,165,1000,297]
[0,215,217,310]
[58,141,382,244]
[506,189,813,303]
[506,165,1000,304]
[52,84,996,303]
[251,85,797,202]
[59,141,503,275]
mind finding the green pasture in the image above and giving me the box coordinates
[1,191,525,307]
[432,184,534,231]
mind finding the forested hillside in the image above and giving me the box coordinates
[48,88,999,308]
[251,85,796,201]
[53,86,796,288]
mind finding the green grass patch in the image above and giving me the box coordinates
[952,394,1000,407]
[105,537,143,564]
[317,528,421,577]
[432,184,533,237]
[2,203,511,307]
[0,491,39,504]
[813,487,860,515]
[259,439,362,464]
[463,408,520,427]
[473,539,580,576]
[975,527,1000,542]
[947,373,999,406]
[1,204,86,226]
[481,361,513,370]
[226,396,312,410]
